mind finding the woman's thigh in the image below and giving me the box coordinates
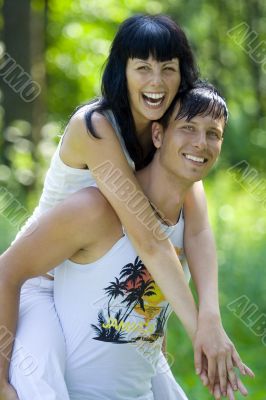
[9,277,70,400]
[152,353,188,400]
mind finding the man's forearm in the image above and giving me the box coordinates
[185,227,220,319]
[0,280,20,382]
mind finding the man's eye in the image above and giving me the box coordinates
[209,131,220,139]
[183,125,194,131]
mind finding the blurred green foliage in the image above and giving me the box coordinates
[168,172,266,399]
[0,0,265,399]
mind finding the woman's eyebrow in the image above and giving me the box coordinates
[162,60,179,64]
[134,58,150,63]
[133,59,179,64]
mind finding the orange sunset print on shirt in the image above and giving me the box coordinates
[91,247,183,344]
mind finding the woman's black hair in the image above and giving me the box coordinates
[159,80,228,130]
[83,14,199,169]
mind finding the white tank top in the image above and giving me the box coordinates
[14,106,134,276]
[54,217,189,400]
[15,106,134,239]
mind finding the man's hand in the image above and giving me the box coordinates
[193,315,255,396]
[0,381,19,400]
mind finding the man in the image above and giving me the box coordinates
[0,83,253,399]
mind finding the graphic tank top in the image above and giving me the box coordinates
[54,216,190,400]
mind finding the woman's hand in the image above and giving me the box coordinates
[199,355,254,399]
[193,315,255,396]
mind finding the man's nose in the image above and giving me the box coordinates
[193,131,208,150]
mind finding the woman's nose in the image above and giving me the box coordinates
[149,70,163,85]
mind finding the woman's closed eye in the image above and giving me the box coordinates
[164,66,178,72]
[137,65,150,71]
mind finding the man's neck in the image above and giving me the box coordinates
[136,155,193,226]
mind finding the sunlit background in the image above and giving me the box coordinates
[0,0,265,398]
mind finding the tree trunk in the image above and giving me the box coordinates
[0,0,47,193]
[1,0,32,126]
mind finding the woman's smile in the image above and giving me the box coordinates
[126,56,181,127]
[142,92,166,108]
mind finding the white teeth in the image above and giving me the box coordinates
[145,99,162,106]
[143,92,165,100]
[185,154,205,163]
[143,92,165,107]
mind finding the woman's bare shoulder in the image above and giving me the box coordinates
[67,105,115,141]
[60,105,119,167]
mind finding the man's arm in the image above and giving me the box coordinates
[184,182,220,322]
[184,181,253,397]
[0,188,108,385]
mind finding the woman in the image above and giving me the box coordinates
[0,14,250,400]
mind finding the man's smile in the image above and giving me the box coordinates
[183,153,208,164]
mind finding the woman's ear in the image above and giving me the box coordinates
[151,122,164,149]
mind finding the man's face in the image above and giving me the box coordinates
[155,104,224,183]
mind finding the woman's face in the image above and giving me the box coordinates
[126,56,180,130]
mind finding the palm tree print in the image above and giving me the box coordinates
[104,277,125,317]
[154,304,170,338]
[91,309,128,342]
[91,257,169,344]
[119,256,147,287]
[121,279,156,321]
[133,306,171,343]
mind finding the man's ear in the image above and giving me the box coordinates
[151,122,164,149]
